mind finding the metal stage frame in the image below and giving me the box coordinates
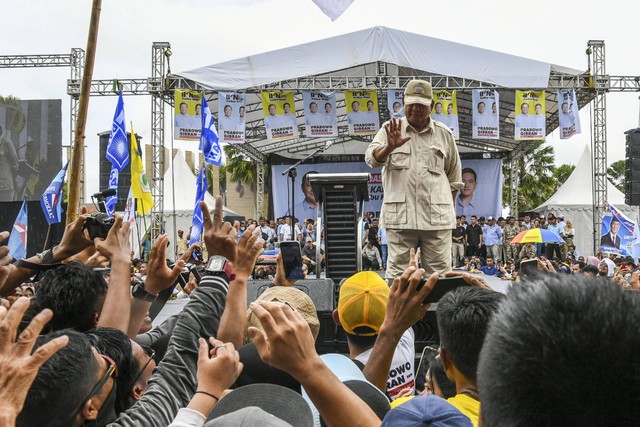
[3,40,639,251]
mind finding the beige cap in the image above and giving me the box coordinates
[404,80,434,106]
[246,286,320,342]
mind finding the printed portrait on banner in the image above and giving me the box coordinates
[387,90,404,119]
[345,90,379,136]
[218,92,246,144]
[514,90,546,140]
[303,91,338,138]
[431,90,459,139]
[471,89,500,140]
[174,89,203,141]
[261,91,298,141]
[557,89,581,140]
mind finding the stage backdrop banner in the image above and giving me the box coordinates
[303,91,338,138]
[0,98,62,202]
[217,92,246,144]
[261,91,298,141]
[272,162,382,225]
[387,90,404,119]
[557,89,581,140]
[600,204,640,257]
[431,90,459,139]
[345,90,379,136]
[514,90,546,140]
[454,159,503,220]
[174,90,202,141]
[471,89,500,140]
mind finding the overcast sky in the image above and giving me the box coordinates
[3,0,639,196]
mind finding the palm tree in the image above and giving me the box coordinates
[221,145,258,199]
[607,160,625,192]
[553,164,575,187]
[503,141,557,212]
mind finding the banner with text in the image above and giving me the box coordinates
[218,92,246,144]
[387,90,404,119]
[303,91,338,138]
[600,204,640,257]
[345,90,379,136]
[557,89,581,140]
[271,162,383,225]
[174,90,203,141]
[472,89,500,140]
[431,90,459,139]
[514,90,546,140]
[261,91,298,141]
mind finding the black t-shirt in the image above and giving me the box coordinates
[466,224,483,245]
[452,226,466,242]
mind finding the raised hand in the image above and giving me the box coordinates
[201,196,238,262]
[145,235,185,295]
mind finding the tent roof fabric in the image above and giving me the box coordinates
[177,26,580,90]
[535,145,627,210]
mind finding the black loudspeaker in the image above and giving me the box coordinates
[625,130,640,206]
[412,309,440,348]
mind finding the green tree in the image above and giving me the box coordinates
[607,160,625,192]
[503,141,557,213]
[552,164,575,187]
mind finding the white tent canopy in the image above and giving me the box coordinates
[534,146,637,257]
[177,26,573,90]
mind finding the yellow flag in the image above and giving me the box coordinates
[130,126,154,215]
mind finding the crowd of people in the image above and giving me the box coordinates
[2,78,640,426]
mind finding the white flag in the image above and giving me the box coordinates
[312,0,355,20]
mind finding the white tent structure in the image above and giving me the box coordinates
[148,150,241,259]
[534,146,638,257]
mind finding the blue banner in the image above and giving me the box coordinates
[8,201,28,259]
[189,165,209,246]
[200,95,222,166]
[600,204,640,256]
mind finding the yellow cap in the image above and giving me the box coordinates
[338,271,389,336]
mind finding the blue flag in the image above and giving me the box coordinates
[40,161,69,225]
[189,165,209,246]
[106,92,129,171]
[8,201,28,259]
[105,92,128,215]
[200,95,222,166]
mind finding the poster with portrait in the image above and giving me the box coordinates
[261,91,297,141]
[217,92,246,144]
[431,90,459,139]
[454,159,503,220]
[557,89,581,140]
[345,90,379,136]
[600,205,640,256]
[0,98,62,202]
[302,91,338,138]
[271,162,383,225]
[514,90,546,140]
[387,90,404,119]
[471,89,500,140]
[174,89,202,141]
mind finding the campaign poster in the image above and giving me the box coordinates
[557,89,581,140]
[600,205,639,256]
[174,89,202,141]
[454,159,503,220]
[345,90,380,136]
[271,162,383,225]
[261,91,298,141]
[217,92,246,144]
[431,90,459,139]
[471,89,500,140]
[387,90,404,119]
[514,90,546,140]
[303,91,338,138]
[0,98,62,202]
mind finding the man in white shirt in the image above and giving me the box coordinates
[515,103,534,128]
[218,104,234,131]
[431,102,447,124]
[533,103,545,129]
[558,102,575,128]
[473,101,492,127]
[322,102,337,126]
[364,100,380,128]
[264,104,281,129]
[306,102,322,127]
[347,100,364,124]
[174,102,192,129]
[282,102,297,128]
[446,103,459,138]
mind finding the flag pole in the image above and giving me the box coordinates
[67,0,103,224]
[42,224,52,252]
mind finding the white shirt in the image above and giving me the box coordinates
[264,114,281,129]
[515,113,534,128]
[559,112,575,128]
[218,115,234,131]
[355,328,415,400]
[473,112,493,127]
[174,114,192,128]
[533,114,546,129]
[306,112,322,126]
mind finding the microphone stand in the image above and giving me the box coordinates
[281,141,334,241]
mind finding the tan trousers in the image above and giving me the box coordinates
[385,228,451,279]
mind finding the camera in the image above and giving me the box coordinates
[192,249,203,262]
[83,212,115,240]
